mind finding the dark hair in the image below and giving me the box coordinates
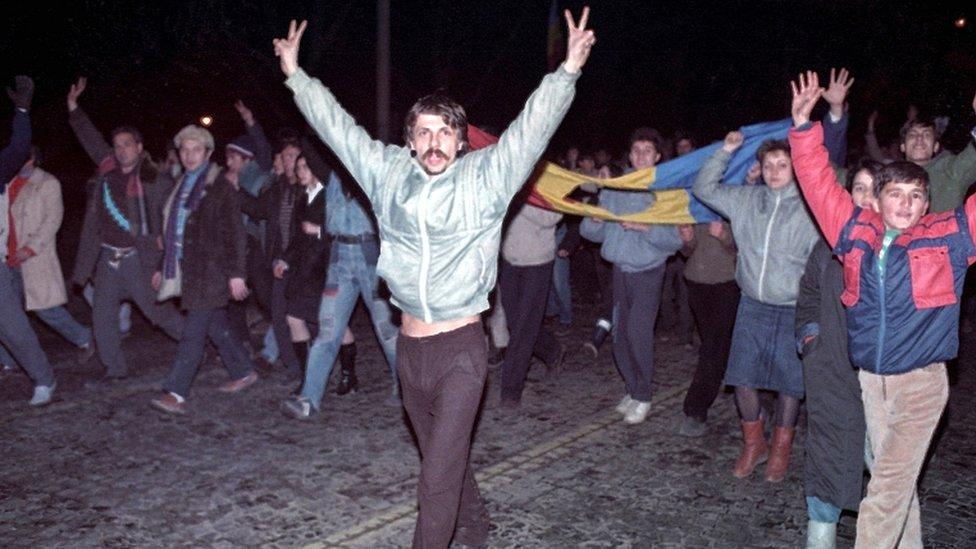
[756,139,791,163]
[875,161,929,199]
[845,157,884,193]
[111,125,144,145]
[403,93,468,152]
[899,118,938,143]
[673,130,695,147]
[628,127,663,150]
[278,138,302,155]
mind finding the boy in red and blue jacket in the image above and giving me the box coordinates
[788,71,975,549]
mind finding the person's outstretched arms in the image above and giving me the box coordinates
[788,70,854,249]
[65,77,114,168]
[821,67,853,167]
[691,131,743,219]
[484,7,594,203]
[276,20,394,201]
[0,76,33,188]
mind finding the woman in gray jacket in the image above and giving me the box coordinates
[693,131,819,482]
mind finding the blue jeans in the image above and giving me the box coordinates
[0,262,53,386]
[546,225,572,325]
[260,326,279,362]
[807,496,841,523]
[0,267,92,367]
[303,242,398,409]
[84,282,131,333]
[163,307,254,398]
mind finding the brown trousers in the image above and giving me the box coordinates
[855,363,949,549]
[397,322,491,549]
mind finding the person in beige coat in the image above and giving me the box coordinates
[0,149,93,369]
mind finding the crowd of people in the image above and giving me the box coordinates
[2,6,975,548]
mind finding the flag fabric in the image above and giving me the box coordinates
[546,0,564,71]
[467,119,792,224]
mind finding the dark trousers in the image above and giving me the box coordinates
[93,250,183,377]
[659,255,694,341]
[683,279,740,421]
[499,260,560,402]
[397,322,490,549]
[612,264,666,402]
[163,307,254,398]
[271,277,300,374]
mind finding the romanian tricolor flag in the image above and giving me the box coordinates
[468,119,792,224]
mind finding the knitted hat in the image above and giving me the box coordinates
[226,134,256,158]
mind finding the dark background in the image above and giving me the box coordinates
[1,0,975,212]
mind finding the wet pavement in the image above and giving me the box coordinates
[2,299,975,548]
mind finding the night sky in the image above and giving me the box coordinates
[2,0,975,191]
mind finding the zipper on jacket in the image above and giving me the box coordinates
[875,258,886,372]
[757,193,782,302]
[416,176,436,323]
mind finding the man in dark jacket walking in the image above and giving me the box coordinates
[66,78,184,387]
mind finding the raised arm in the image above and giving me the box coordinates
[691,131,744,218]
[276,20,396,200]
[66,77,113,167]
[788,71,854,248]
[934,92,976,198]
[0,76,33,189]
[864,111,889,163]
[481,7,593,203]
[235,100,273,171]
[821,68,853,167]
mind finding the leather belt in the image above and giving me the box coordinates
[333,234,376,244]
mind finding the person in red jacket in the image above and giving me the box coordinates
[788,70,975,549]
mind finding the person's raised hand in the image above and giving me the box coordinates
[791,70,823,127]
[151,271,163,291]
[7,75,34,111]
[234,100,255,126]
[722,131,744,153]
[67,76,87,112]
[867,110,879,133]
[822,67,853,116]
[745,161,761,185]
[563,6,595,74]
[273,19,308,78]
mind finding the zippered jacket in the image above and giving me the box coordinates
[286,66,579,322]
[579,186,683,273]
[692,149,820,306]
[790,122,976,374]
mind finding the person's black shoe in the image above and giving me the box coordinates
[336,342,359,395]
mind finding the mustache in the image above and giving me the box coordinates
[422,149,449,161]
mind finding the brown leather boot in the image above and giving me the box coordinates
[732,419,769,478]
[764,426,796,483]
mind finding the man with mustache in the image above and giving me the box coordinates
[273,7,595,547]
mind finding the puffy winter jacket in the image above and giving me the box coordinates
[790,122,976,374]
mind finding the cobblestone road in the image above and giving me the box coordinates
[2,300,974,548]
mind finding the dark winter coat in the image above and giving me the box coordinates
[161,164,246,311]
[795,240,865,512]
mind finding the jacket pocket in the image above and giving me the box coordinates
[908,245,956,309]
[841,247,864,307]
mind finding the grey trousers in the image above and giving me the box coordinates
[93,249,183,377]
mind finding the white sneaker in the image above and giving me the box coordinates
[30,383,56,407]
[615,395,636,415]
[623,400,651,425]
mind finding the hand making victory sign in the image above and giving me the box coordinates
[274,19,308,78]
[563,6,596,74]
